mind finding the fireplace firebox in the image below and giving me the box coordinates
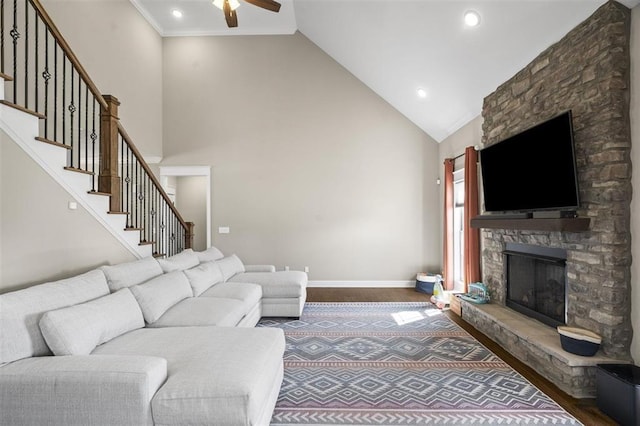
[503,243,567,328]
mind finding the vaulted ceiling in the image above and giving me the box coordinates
[131,0,639,142]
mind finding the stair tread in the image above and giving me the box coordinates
[87,190,111,196]
[64,166,94,176]
[153,253,166,258]
[107,211,129,215]
[124,227,143,231]
[0,100,46,119]
[139,241,155,246]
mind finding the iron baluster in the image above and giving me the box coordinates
[121,137,125,215]
[53,43,57,142]
[69,67,75,167]
[83,85,87,173]
[11,0,18,104]
[161,201,165,256]
[138,168,143,241]
[151,187,157,255]
[62,54,65,147]
[143,175,147,242]
[134,150,138,228]
[122,142,128,225]
[90,98,96,191]
[42,30,49,139]
[24,0,27,109]
[34,11,38,113]
[1,0,5,75]
[78,73,82,169]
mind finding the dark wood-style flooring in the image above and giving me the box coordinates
[306,287,616,426]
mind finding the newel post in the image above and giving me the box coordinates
[99,95,122,212]
[185,222,195,250]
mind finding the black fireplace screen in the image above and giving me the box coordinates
[504,244,567,328]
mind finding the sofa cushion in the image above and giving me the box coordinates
[216,254,246,282]
[229,270,308,298]
[200,282,262,313]
[183,261,224,297]
[0,354,167,426]
[129,271,193,324]
[156,249,200,273]
[0,269,110,365]
[148,297,245,328]
[196,246,225,262]
[92,327,285,426]
[101,257,164,292]
[39,289,145,356]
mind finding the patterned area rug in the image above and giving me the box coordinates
[258,302,581,425]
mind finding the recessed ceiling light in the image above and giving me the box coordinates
[172,9,183,18]
[417,88,428,99]
[464,10,481,27]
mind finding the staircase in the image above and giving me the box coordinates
[0,0,193,258]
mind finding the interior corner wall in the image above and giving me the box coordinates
[629,4,639,364]
[161,32,441,282]
[0,133,135,293]
[41,0,164,158]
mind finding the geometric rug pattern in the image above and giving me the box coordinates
[258,302,581,425]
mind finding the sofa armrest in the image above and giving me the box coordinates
[0,355,167,426]
[244,264,276,273]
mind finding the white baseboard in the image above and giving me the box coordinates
[308,280,414,288]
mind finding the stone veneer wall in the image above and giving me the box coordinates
[480,0,632,358]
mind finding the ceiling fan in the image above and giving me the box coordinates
[212,0,281,28]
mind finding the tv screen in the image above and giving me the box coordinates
[479,111,579,213]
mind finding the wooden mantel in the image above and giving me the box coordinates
[470,216,590,232]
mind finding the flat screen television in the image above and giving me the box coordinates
[479,110,579,213]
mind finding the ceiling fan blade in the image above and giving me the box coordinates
[223,0,238,27]
[244,0,281,13]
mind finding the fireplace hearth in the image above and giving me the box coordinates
[503,243,566,328]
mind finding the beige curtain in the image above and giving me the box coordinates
[463,146,481,289]
[442,158,455,290]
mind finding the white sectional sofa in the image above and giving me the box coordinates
[0,248,308,425]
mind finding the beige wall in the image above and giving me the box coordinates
[162,33,440,281]
[0,133,135,293]
[175,176,208,251]
[438,116,483,167]
[630,4,639,363]
[42,0,163,158]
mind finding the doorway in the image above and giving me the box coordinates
[159,166,211,250]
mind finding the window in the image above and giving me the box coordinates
[452,169,465,291]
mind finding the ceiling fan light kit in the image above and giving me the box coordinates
[213,0,240,11]
[214,0,281,28]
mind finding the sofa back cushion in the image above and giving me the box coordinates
[39,288,145,356]
[215,255,245,282]
[0,269,110,364]
[129,271,193,324]
[196,246,225,263]
[183,261,224,296]
[156,248,200,273]
[101,257,164,292]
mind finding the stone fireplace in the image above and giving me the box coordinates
[504,243,567,328]
[460,1,633,398]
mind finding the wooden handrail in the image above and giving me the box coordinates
[116,123,189,230]
[28,0,108,110]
